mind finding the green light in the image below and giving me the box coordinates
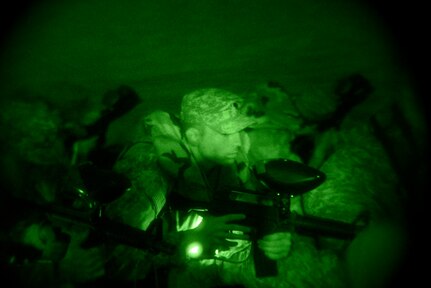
[76,188,86,195]
[186,241,203,259]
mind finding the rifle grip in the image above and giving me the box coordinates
[253,205,279,278]
[253,239,278,277]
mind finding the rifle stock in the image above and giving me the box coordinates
[10,197,176,256]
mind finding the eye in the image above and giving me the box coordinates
[233,102,239,109]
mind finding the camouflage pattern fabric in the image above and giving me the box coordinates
[180,88,256,134]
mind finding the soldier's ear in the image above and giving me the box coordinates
[185,127,201,146]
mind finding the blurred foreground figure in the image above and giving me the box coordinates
[239,76,410,287]
[0,97,109,287]
[243,74,374,169]
[0,197,106,288]
[0,86,149,287]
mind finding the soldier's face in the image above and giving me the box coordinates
[197,125,243,165]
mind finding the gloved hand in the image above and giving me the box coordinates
[257,232,292,260]
[194,213,251,251]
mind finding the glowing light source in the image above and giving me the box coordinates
[76,188,86,195]
[186,241,203,259]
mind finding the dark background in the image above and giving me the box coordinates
[1,0,427,139]
[0,0,426,104]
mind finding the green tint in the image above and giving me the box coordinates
[0,0,425,286]
[185,241,203,259]
[21,223,45,250]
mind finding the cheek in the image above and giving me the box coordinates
[199,135,225,159]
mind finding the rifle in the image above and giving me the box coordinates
[170,159,366,278]
[4,195,176,257]
[1,163,175,267]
